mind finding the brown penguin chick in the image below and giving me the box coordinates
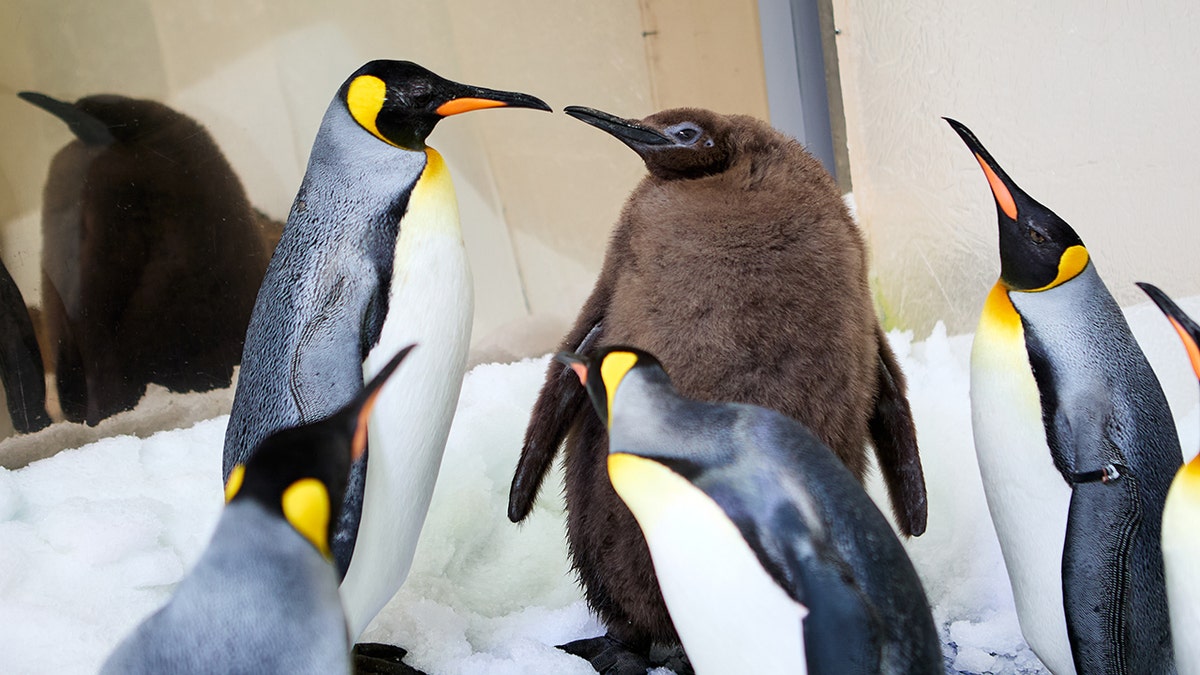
[508,106,927,670]
[20,92,272,425]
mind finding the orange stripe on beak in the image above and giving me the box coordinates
[1169,317,1200,379]
[569,362,588,386]
[436,98,508,116]
[975,153,1018,220]
[352,387,386,462]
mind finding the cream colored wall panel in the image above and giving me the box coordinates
[831,0,1200,334]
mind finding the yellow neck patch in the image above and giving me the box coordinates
[979,282,1023,339]
[281,478,333,559]
[608,452,690,532]
[224,464,246,503]
[601,352,639,427]
[1027,245,1089,292]
[346,75,399,148]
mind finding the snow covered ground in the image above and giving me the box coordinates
[1,297,1198,675]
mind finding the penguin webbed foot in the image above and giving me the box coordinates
[559,634,694,674]
[352,642,427,675]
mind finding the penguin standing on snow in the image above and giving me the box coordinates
[948,118,1179,675]
[557,346,941,675]
[1137,282,1200,675]
[19,91,271,425]
[223,60,550,647]
[101,346,412,675]
[508,105,926,671]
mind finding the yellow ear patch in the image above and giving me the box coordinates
[346,75,398,148]
[281,478,333,559]
[224,464,246,503]
[1030,245,1089,292]
[600,351,638,426]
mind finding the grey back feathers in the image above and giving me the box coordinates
[100,501,349,675]
[224,100,426,473]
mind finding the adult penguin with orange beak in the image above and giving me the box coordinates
[948,118,1179,674]
[223,60,550,656]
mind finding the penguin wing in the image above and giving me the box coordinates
[290,277,376,423]
[0,258,49,434]
[867,325,927,536]
[508,289,611,522]
[744,492,882,675]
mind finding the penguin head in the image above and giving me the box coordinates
[223,344,415,559]
[945,118,1089,292]
[338,60,550,151]
[564,105,735,180]
[555,345,672,430]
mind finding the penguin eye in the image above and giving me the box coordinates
[1028,227,1046,244]
[665,123,703,146]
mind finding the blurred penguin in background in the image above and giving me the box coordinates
[20,91,273,425]
[510,105,926,671]
[0,256,50,434]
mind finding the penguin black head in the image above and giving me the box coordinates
[564,106,735,180]
[339,60,551,151]
[555,345,669,429]
[223,344,415,559]
[945,118,1089,292]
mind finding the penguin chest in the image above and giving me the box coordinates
[610,454,808,675]
[1163,463,1200,674]
[970,284,1075,675]
[341,148,473,635]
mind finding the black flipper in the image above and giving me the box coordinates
[18,92,116,146]
[1062,455,1139,674]
[0,259,49,433]
[867,325,927,536]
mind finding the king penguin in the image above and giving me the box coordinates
[556,345,941,675]
[1137,282,1200,675]
[19,91,271,424]
[948,118,1180,675]
[222,60,550,643]
[509,105,926,669]
[101,345,412,675]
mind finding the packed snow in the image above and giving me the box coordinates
[2,297,1198,675]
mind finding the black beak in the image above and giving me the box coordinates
[435,84,551,117]
[565,105,674,149]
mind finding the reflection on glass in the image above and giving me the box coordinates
[16,92,277,428]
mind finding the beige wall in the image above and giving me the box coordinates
[829,0,1200,335]
[0,0,768,367]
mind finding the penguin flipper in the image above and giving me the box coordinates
[290,278,375,423]
[509,319,604,522]
[0,259,49,433]
[867,326,927,536]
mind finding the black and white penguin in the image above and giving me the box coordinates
[222,60,549,640]
[0,257,49,434]
[948,118,1180,674]
[19,91,271,425]
[509,105,926,669]
[101,346,412,675]
[1137,282,1200,675]
[557,345,941,675]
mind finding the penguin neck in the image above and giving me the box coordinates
[303,101,430,217]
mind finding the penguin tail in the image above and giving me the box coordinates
[868,327,928,537]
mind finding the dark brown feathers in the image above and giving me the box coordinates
[510,107,926,652]
[27,93,272,424]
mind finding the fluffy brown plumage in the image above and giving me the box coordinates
[22,92,272,425]
[509,107,927,663]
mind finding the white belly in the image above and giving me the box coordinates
[1163,465,1200,675]
[340,155,473,638]
[971,293,1075,675]
[612,455,808,675]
